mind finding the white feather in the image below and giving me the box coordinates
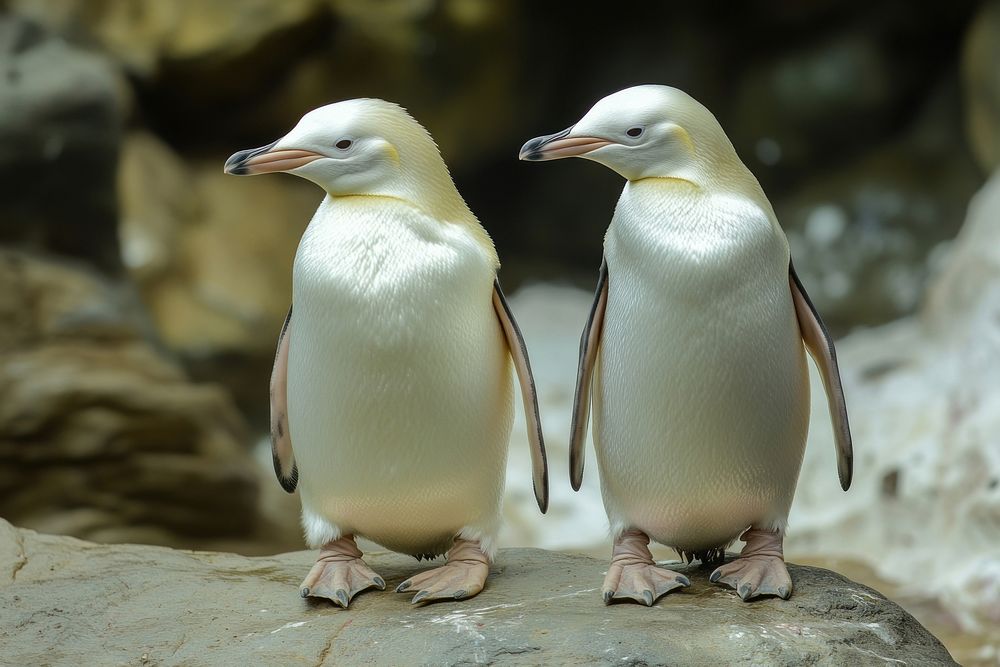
[595,178,810,552]
[289,195,513,554]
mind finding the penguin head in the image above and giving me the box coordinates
[225,99,472,221]
[519,84,748,186]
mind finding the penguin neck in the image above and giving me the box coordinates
[639,158,775,222]
[322,172,499,270]
[324,178,470,222]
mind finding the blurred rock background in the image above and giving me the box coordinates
[1,0,998,662]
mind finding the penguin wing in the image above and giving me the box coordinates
[570,259,608,492]
[492,280,549,513]
[270,306,298,493]
[789,263,853,491]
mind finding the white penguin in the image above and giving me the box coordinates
[225,99,547,607]
[519,85,851,604]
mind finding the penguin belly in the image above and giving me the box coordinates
[594,189,810,553]
[287,198,513,556]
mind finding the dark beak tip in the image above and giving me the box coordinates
[223,140,278,176]
[519,125,573,162]
[518,137,545,161]
[223,151,248,175]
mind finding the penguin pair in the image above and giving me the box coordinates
[224,85,852,609]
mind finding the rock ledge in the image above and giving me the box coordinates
[0,519,954,666]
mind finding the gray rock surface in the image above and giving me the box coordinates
[0,251,260,547]
[116,131,317,425]
[0,14,126,273]
[776,77,981,331]
[789,170,1000,647]
[0,519,954,666]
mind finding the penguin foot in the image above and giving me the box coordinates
[602,529,689,606]
[299,535,385,608]
[710,527,792,601]
[395,538,489,605]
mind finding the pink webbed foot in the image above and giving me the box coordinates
[395,538,490,604]
[299,535,385,608]
[710,527,792,601]
[602,529,690,606]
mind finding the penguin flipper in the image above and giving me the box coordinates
[789,263,853,491]
[492,280,548,513]
[270,306,298,493]
[570,259,608,491]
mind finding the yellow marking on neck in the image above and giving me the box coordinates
[329,194,500,269]
[384,143,400,165]
[635,175,701,190]
[674,125,696,154]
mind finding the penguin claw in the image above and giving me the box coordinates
[601,530,689,606]
[334,589,349,608]
[601,563,689,606]
[395,539,490,605]
[709,528,793,602]
[298,545,385,609]
[710,556,793,602]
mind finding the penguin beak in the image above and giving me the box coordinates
[224,140,324,175]
[518,126,614,161]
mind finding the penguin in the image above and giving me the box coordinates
[519,85,851,604]
[225,98,548,608]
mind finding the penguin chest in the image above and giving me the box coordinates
[286,199,512,542]
[595,186,810,548]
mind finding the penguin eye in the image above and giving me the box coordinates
[626,127,644,138]
[335,139,353,150]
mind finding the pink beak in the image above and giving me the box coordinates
[224,141,323,175]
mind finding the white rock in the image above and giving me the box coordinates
[789,171,1000,635]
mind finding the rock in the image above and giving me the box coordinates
[731,32,907,179]
[0,519,954,666]
[962,1,1000,173]
[8,0,519,163]
[118,132,319,421]
[774,77,982,331]
[0,250,260,547]
[788,171,1000,640]
[0,14,127,273]
[727,5,976,189]
[117,131,197,283]
[209,0,521,168]
[6,0,329,152]
[7,0,326,80]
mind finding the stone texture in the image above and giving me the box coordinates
[731,31,912,178]
[117,131,198,283]
[789,171,1000,640]
[0,14,127,273]
[725,4,976,191]
[0,250,260,547]
[118,132,318,422]
[775,77,981,330]
[7,0,326,79]
[0,519,955,666]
